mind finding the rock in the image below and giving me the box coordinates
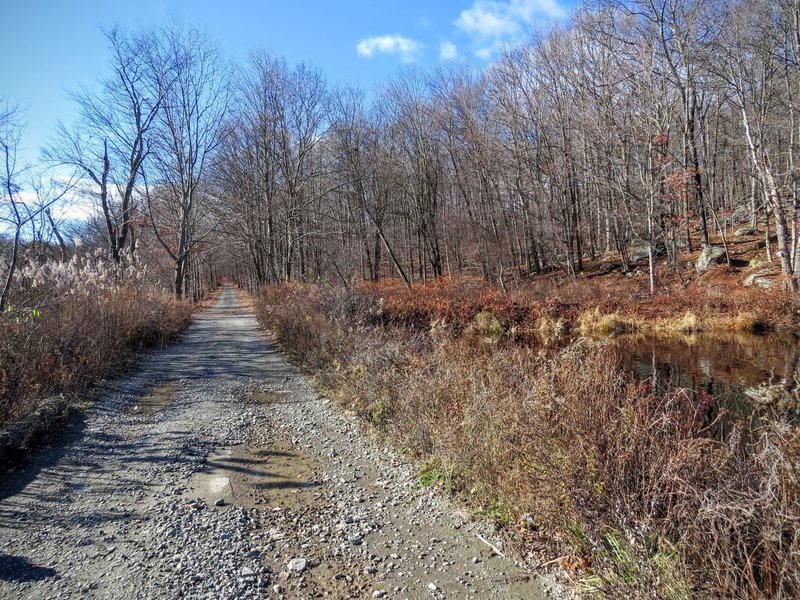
[744,270,776,289]
[287,558,308,573]
[240,567,256,579]
[734,226,756,237]
[630,246,649,262]
[427,582,439,593]
[214,498,226,507]
[695,245,726,273]
[372,591,387,599]
[731,205,751,223]
[0,395,71,467]
[630,243,666,262]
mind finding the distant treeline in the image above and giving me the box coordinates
[3,0,799,301]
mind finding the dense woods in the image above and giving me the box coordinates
[221,0,800,295]
[3,0,800,300]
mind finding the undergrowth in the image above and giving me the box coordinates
[358,274,797,339]
[256,282,800,598]
[0,251,192,425]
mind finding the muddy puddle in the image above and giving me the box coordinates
[249,389,290,404]
[186,440,321,509]
[130,381,181,414]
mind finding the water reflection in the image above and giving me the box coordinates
[612,333,800,435]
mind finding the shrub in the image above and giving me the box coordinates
[256,282,800,598]
[0,252,192,425]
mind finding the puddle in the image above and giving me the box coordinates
[249,390,289,404]
[186,440,321,509]
[130,381,181,414]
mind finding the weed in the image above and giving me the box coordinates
[564,520,591,555]
[255,282,800,599]
[0,253,192,425]
[479,498,512,527]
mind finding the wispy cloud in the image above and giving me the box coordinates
[356,35,424,62]
[50,198,96,222]
[455,0,565,58]
[456,5,519,38]
[440,41,458,61]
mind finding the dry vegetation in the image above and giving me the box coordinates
[0,254,192,426]
[355,246,798,343]
[256,281,800,598]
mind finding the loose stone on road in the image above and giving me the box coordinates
[0,286,564,599]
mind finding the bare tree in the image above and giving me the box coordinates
[0,101,26,313]
[712,0,797,290]
[2,102,76,312]
[46,26,164,265]
[144,23,231,298]
[330,85,411,286]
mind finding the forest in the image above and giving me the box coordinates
[4,0,800,299]
[2,0,800,597]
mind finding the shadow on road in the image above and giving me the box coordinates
[0,555,57,582]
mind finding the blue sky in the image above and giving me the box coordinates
[1,0,574,169]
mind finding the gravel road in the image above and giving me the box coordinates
[0,286,566,599]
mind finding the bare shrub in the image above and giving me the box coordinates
[0,252,191,425]
[256,283,800,598]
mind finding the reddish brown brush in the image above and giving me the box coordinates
[256,282,800,598]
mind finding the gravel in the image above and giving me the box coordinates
[0,286,571,599]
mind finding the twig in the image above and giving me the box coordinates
[540,555,569,568]
[476,533,506,558]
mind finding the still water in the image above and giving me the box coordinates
[611,333,799,435]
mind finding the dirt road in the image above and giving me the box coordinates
[0,286,564,599]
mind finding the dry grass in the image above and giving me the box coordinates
[0,284,191,426]
[576,308,640,337]
[256,282,800,599]
[230,283,259,309]
[353,271,797,344]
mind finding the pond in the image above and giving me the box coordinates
[610,332,800,437]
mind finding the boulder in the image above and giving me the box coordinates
[731,205,751,224]
[744,270,776,289]
[695,245,726,273]
[734,226,757,237]
[630,243,666,263]
[630,246,649,262]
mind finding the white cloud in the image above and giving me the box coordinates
[50,197,97,222]
[456,4,520,38]
[514,0,565,20]
[356,35,424,62]
[475,46,496,60]
[440,41,458,61]
[455,0,565,57]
